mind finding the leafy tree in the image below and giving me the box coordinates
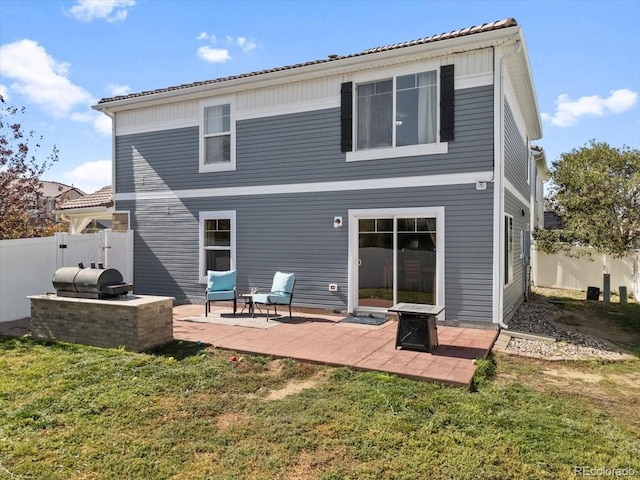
[534,140,640,257]
[0,96,60,239]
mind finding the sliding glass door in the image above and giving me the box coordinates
[357,215,437,310]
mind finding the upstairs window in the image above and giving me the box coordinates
[344,66,451,162]
[200,99,235,172]
[357,70,438,151]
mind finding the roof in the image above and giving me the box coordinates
[97,18,518,105]
[38,181,84,199]
[58,186,113,210]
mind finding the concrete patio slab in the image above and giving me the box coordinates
[173,304,499,387]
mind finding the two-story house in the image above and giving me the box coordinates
[93,18,546,327]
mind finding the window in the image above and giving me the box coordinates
[345,67,449,161]
[356,70,438,151]
[504,215,514,285]
[199,211,236,282]
[200,99,235,172]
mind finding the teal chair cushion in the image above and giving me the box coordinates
[207,290,235,301]
[251,293,271,304]
[252,272,295,306]
[207,270,237,292]
[271,271,295,295]
[267,293,291,304]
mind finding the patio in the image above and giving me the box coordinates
[0,303,499,388]
[173,303,499,387]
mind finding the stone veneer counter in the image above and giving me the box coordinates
[29,294,174,352]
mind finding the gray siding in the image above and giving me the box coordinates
[119,183,494,322]
[115,84,497,323]
[504,100,529,198]
[115,86,494,194]
[503,98,531,321]
[503,189,530,319]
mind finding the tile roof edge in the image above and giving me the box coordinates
[97,18,517,105]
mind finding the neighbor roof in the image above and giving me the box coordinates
[38,181,84,198]
[58,186,113,210]
[97,18,518,105]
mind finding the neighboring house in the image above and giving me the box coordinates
[32,181,85,225]
[530,145,549,231]
[55,185,112,234]
[55,186,130,234]
[93,18,546,327]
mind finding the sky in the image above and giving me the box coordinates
[1,0,639,194]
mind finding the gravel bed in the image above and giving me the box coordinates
[504,300,629,360]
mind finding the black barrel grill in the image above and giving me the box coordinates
[52,265,133,299]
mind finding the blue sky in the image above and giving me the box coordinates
[1,0,638,194]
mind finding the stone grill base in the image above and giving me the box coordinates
[29,294,174,352]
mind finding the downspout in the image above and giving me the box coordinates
[495,39,522,329]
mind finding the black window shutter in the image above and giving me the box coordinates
[440,65,454,142]
[340,82,353,152]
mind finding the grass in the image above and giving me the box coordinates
[533,286,640,355]
[1,334,639,479]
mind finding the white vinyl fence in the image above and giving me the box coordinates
[0,230,133,322]
[532,246,640,300]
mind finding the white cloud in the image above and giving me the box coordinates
[196,33,256,62]
[68,0,135,23]
[237,37,257,52]
[63,160,112,194]
[197,32,215,42]
[94,114,112,136]
[107,83,131,96]
[0,84,9,102]
[197,46,231,63]
[0,39,94,118]
[542,89,639,127]
[0,39,111,136]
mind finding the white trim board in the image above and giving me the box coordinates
[347,206,445,316]
[114,171,494,202]
[504,178,530,208]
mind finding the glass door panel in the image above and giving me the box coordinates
[358,218,393,308]
[357,216,437,310]
[397,217,436,304]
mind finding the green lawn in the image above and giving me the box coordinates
[1,334,639,479]
[2,288,638,479]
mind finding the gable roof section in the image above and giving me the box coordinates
[58,186,113,210]
[97,18,517,105]
[93,18,541,139]
[38,181,85,199]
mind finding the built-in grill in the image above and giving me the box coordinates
[52,264,133,299]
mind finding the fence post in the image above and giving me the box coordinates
[54,232,68,268]
[102,230,109,267]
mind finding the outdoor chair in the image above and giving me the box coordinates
[251,271,295,321]
[205,269,237,316]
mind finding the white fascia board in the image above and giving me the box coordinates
[503,30,542,140]
[54,206,113,217]
[532,149,550,181]
[93,27,521,114]
[493,46,505,326]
